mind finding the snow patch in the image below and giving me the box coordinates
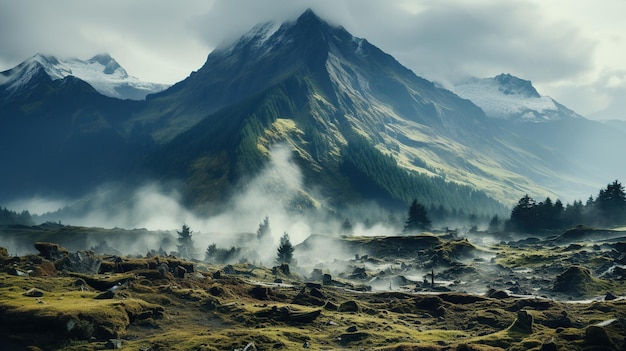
[1,54,169,100]
[452,76,559,121]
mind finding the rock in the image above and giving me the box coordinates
[305,282,322,289]
[55,251,101,274]
[94,290,116,299]
[605,292,617,301]
[309,287,325,299]
[34,242,69,261]
[175,265,187,278]
[310,268,323,281]
[338,300,359,312]
[346,325,358,332]
[9,267,27,276]
[105,338,123,349]
[250,285,270,300]
[540,339,558,351]
[552,266,598,295]
[322,274,332,286]
[350,267,368,279]
[324,301,338,310]
[0,247,9,260]
[510,310,533,333]
[584,325,617,349]
[338,332,368,344]
[257,306,321,323]
[487,288,510,299]
[23,288,44,297]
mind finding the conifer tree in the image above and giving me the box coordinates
[257,216,271,241]
[276,232,294,265]
[176,224,195,259]
[596,180,626,225]
[403,199,431,233]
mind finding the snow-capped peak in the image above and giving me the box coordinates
[452,74,582,123]
[1,53,169,100]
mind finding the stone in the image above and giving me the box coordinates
[510,310,533,333]
[540,339,558,351]
[34,242,69,261]
[105,338,123,349]
[23,288,44,297]
[605,292,617,301]
[584,325,614,347]
[338,300,359,312]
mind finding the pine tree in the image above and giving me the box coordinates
[257,216,271,241]
[403,199,431,233]
[276,232,294,265]
[176,224,195,259]
[596,180,626,225]
[488,215,501,233]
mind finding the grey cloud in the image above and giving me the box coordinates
[0,0,620,118]
[350,1,596,85]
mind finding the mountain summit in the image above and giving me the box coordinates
[0,9,612,212]
[138,9,581,210]
[452,73,582,122]
[0,53,168,100]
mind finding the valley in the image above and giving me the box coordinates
[0,224,624,350]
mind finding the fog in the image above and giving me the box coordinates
[2,142,508,292]
[2,144,406,268]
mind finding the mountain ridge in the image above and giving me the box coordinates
[0,9,616,216]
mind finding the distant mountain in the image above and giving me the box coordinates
[453,73,626,190]
[0,61,151,200]
[0,9,612,216]
[452,74,582,122]
[0,53,168,100]
[602,119,626,134]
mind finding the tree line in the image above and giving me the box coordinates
[176,216,295,267]
[505,180,626,232]
[0,207,33,226]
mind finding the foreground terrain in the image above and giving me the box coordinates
[0,226,625,350]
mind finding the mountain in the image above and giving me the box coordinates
[136,10,586,211]
[453,74,626,189]
[602,119,626,134]
[0,60,152,200]
[452,74,583,122]
[0,53,168,101]
[0,10,609,217]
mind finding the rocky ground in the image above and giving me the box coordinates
[0,225,625,350]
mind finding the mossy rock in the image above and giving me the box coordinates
[338,300,360,312]
[0,247,10,260]
[553,266,610,296]
[34,242,68,261]
[508,310,533,334]
[338,331,369,345]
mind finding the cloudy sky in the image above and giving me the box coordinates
[1,0,625,120]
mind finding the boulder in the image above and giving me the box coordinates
[55,251,101,274]
[34,242,68,261]
[509,310,533,333]
[338,300,360,312]
[584,325,615,348]
[553,266,601,296]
